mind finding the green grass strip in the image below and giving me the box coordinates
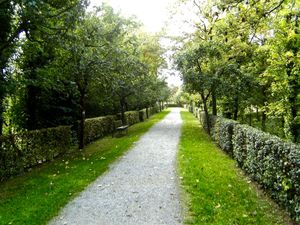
[0,110,170,225]
[178,110,292,225]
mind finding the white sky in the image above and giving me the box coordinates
[90,0,175,33]
[89,0,190,87]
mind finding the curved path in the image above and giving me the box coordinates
[49,108,183,225]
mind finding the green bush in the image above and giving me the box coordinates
[124,111,140,125]
[83,116,115,144]
[232,124,300,221]
[0,108,157,181]
[211,117,238,156]
[197,111,300,221]
[0,126,72,181]
[139,109,147,122]
[149,105,159,116]
[166,103,181,107]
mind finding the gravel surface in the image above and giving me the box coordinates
[49,108,183,225]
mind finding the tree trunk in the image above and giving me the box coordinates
[249,111,252,126]
[26,85,39,130]
[120,98,126,125]
[256,107,260,121]
[233,96,239,120]
[146,107,149,119]
[212,91,217,116]
[261,86,268,132]
[286,59,299,142]
[201,93,210,135]
[0,96,3,138]
[262,111,267,131]
[79,91,86,149]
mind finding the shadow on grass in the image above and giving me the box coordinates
[0,110,170,225]
[178,110,293,225]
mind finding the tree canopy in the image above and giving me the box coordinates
[174,0,299,142]
[0,1,171,148]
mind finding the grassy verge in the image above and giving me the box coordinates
[178,110,292,225]
[0,110,169,225]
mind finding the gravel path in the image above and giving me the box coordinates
[49,108,183,225]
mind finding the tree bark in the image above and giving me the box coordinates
[146,107,149,119]
[262,111,267,131]
[261,86,268,132]
[286,56,299,142]
[79,91,86,149]
[26,84,39,130]
[233,96,239,120]
[120,98,126,125]
[256,107,260,121]
[212,90,217,116]
[201,93,210,135]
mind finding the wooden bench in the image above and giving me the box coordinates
[113,120,129,137]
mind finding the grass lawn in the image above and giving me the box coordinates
[178,110,292,225]
[0,110,169,225]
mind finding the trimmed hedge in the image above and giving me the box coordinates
[139,109,147,122]
[124,111,140,125]
[0,108,159,181]
[196,111,300,222]
[83,116,115,145]
[149,105,159,116]
[0,126,72,181]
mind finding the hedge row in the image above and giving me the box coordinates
[83,115,116,144]
[0,126,72,181]
[194,109,300,221]
[149,105,159,116]
[124,111,140,126]
[0,107,160,181]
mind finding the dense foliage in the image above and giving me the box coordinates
[0,1,170,149]
[0,106,160,181]
[0,125,72,180]
[174,0,299,143]
[192,107,300,221]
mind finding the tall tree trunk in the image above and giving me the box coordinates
[286,58,299,142]
[285,15,299,142]
[146,107,149,119]
[261,86,268,132]
[0,92,4,138]
[201,93,210,135]
[26,84,39,130]
[233,96,239,120]
[262,111,267,131]
[249,110,252,126]
[120,98,126,125]
[79,91,86,149]
[256,107,260,121]
[212,90,217,116]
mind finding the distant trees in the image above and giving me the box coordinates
[0,2,170,148]
[175,0,299,142]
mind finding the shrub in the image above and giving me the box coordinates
[83,116,115,145]
[166,103,181,107]
[197,110,300,221]
[0,126,72,181]
[124,111,140,126]
[232,124,300,221]
[0,108,156,181]
[211,117,238,156]
[139,109,147,122]
[149,106,159,116]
